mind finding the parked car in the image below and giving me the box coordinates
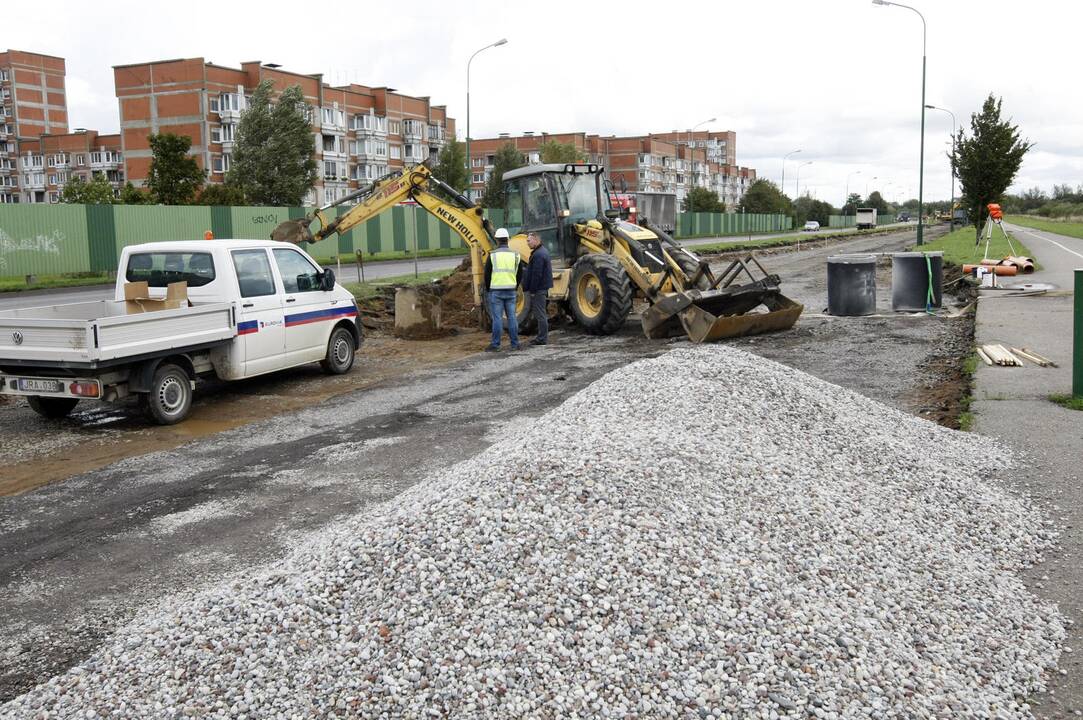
[897,212,911,222]
[803,221,821,232]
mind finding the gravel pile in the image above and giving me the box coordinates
[3,346,1063,719]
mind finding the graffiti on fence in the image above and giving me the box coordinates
[0,228,64,272]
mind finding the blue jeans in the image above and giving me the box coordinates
[488,289,519,348]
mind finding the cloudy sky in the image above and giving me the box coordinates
[10,0,1079,206]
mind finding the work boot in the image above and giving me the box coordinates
[530,338,548,346]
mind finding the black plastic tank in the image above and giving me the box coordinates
[892,251,943,311]
[827,255,877,316]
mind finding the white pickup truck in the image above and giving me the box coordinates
[0,240,362,424]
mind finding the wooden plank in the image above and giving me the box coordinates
[976,347,994,366]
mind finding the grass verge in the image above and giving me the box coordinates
[342,269,455,300]
[1049,394,1083,412]
[911,225,1035,267]
[0,273,114,293]
[1006,215,1083,240]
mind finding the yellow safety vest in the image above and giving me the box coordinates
[489,247,520,289]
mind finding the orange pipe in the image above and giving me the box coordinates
[963,264,1017,276]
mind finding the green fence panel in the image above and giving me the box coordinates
[0,205,92,277]
[439,222,453,249]
[112,206,213,256]
[224,206,286,241]
[391,207,407,252]
[86,205,116,273]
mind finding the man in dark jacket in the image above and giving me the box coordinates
[522,233,553,345]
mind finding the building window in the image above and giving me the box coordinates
[221,124,235,143]
[389,145,401,160]
[49,192,59,203]
[323,188,336,204]
[388,120,401,135]
[208,95,220,113]
[210,126,222,143]
[471,157,483,168]
[472,173,484,184]
[0,70,8,82]
[75,154,85,166]
[49,174,57,185]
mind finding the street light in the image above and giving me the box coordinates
[872,0,926,244]
[466,38,508,200]
[795,161,813,200]
[845,170,862,212]
[925,103,957,228]
[781,149,802,197]
[865,175,878,198]
[687,117,715,197]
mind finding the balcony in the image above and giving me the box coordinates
[90,157,122,170]
[402,122,424,142]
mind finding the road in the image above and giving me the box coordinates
[0,223,903,312]
[2,225,949,702]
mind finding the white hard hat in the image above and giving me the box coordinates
[494,228,510,240]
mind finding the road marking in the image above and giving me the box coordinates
[1013,226,1083,260]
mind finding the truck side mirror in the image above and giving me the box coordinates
[320,268,336,291]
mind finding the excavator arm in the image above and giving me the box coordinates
[271,164,498,303]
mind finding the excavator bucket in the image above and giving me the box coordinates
[641,255,804,343]
[270,218,315,244]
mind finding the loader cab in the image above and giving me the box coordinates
[502,163,612,265]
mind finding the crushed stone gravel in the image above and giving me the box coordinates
[0,345,1064,719]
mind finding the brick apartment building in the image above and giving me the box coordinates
[1,49,126,204]
[113,58,455,206]
[466,130,755,210]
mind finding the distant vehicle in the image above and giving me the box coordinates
[803,221,820,232]
[897,212,911,222]
[856,208,878,230]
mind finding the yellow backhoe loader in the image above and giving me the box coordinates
[271,162,802,342]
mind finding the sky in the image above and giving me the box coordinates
[8,0,1080,207]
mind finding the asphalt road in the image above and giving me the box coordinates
[0,223,902,312]
[2,225,947,703]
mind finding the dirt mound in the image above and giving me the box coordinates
[438,258,481,328]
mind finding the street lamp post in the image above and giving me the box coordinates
[795,161,813,200]
[925,103,957,229]
[781,149,802,196]
[845,170,862,213]
[872,0,926,244]
[466,38,508,200]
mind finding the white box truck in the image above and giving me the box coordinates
[856,208,878,230]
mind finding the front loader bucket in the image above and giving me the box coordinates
[641,253,803,343]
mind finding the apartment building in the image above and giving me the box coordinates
[466,130,755,209]
[0,49,72,203]
[17,130,123,204]
[113,58,455,205]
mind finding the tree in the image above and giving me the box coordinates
[195,183,247,206]
[952,94,1032,241]
[61,174,115,204]
[539,140,584,164]
[229,81,318,206]
[793,196,835,226]
[683,186,725,213]
[863,191,889,214]
[480,143,526,209]
[738,179,791,215]
[433,139,468,193]
[119,182,153,205]
[146,133,204,205]
[841,193,862,216]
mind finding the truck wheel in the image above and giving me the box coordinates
[320,326,356,375]
[142,363,192,425]
[568,255,633,335]
[27,396,79,419]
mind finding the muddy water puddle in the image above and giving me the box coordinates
[0,333,486,496]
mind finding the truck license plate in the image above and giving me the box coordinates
[18,378,63,393]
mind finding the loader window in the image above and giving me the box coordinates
[503,180,523,234]
[557,174,606,225]
[523,177,556,230]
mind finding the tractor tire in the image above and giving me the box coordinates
[320,326,357,375]
[515,288,537,335]
[568,254,633,335]
[668,246,712,291]
[27,396,79,419]
[141,363,193,425]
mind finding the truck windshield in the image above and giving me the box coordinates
[556,174,607,225]
[125,252,216,287]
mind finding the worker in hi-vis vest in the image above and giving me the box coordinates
[483,228,525,352]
